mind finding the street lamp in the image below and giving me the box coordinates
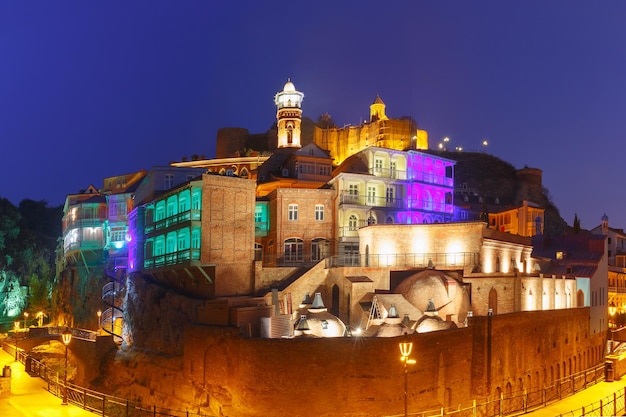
[482,140,488,152]
[14,321,19,361]
[61,328,72,405]
[399,341,416,417]
[36,311,44,327]
[97,310,102,333]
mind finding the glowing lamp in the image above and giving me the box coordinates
[399,341,413,359]
[610,301,617,316]
[62,329,72,346]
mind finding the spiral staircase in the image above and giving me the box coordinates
[101,257,126,344]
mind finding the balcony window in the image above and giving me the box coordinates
[367,186,376,205]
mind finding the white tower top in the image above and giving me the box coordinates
[274,79,304,148]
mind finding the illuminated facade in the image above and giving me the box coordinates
[128,172,257,299]
[257,187,334,266]
[488,200,545,237]
[329,146,455,263]
[62,185,107,265]
[313,95,429,165]
[591,215,626,323]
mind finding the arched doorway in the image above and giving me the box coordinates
[489,288,498,315]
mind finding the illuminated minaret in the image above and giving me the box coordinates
[274,79,304,148]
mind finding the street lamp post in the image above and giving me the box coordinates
[97,310,102,333]
[14,321,20,362]
[399,341,416,417]
[61,328,72,405]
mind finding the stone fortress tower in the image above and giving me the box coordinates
[274,79,304,148]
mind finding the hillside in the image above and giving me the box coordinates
[428,150,568,236]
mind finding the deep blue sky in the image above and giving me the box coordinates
[1,1,625,230]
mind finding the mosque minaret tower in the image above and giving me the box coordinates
[274,79,304,148]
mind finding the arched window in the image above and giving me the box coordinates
[348,214,358,231]
[284,238,303,263]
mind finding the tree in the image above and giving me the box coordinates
[317,113,336,129]
[573,213,581,234]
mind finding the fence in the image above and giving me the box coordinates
[23,354,215,417]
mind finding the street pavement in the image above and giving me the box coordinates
[523,376,626,417]
[0,348,94,417]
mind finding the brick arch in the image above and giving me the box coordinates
[577,289,585,307]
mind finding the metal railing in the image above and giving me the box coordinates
[337,192,453,213]
[21,353,215,417]
[383,364,608,417]
[145,210,201,235]
[326,252,480,269]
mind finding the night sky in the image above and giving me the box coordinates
[1,1,625,230]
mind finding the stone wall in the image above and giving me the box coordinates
[182,307,605,417]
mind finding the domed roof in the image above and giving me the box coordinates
[394,270,470,327]
[294,293,346,338]
[283,79,296,92]
[414,315,456,333]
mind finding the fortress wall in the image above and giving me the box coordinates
[183,307,604,417]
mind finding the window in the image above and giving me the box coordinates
[367,186,376,205]
[311,238,328,261]
[178,228,190,251]
[111,229,125,243]
[83,206,94,219]
[390,161,397,178]
[315,205,324,221]
[284,238,303,262]
[386,187,394,204]
[154,236,165,256]
[166,196,177,218]
[288,204,298,221]
[255,206,263,223]
[155,201,166,221]
[179,190,190,212]
[191,189,202,210]
[374,158,383,172]
[164,174,175,189]
[191,228,201,249]
[254,243,263,261]
[347,184,359,204]
[348,214,358,231]
[166,232,177,254]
